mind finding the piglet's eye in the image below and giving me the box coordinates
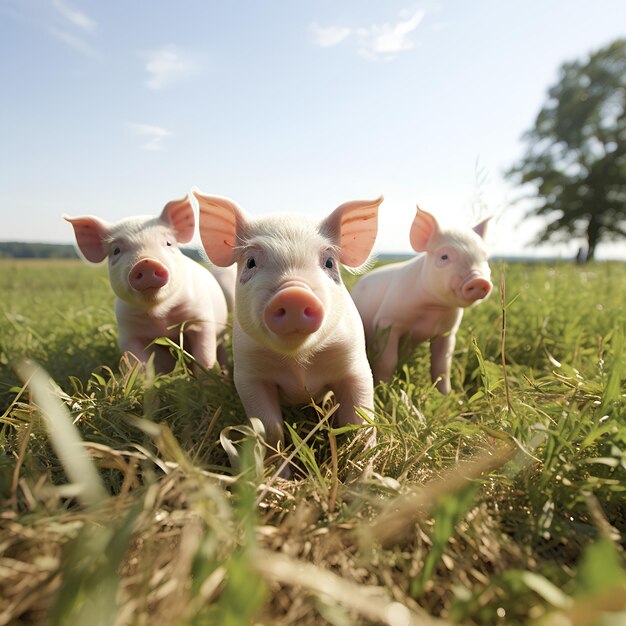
[441,254,449,261]
[325,258,334,269]
[246,257,256,269]
[113,247,121,256]
[166,241,173,247]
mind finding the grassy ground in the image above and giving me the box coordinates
[0,258,625,625]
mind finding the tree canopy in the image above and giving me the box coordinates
[508,38,626,260]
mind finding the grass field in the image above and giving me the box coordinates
[1,258,625,625]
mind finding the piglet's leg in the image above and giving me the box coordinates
[120,337,152,364]
[430,332,456,395]
[186,323,218,371]
[236,380,284,448]
[237,381,291,477]
[333,373,376,447]
[120,337,175,373]
[333,376,373,426]
[372,327,401,383]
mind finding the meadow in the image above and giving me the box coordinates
[0,258,625,626]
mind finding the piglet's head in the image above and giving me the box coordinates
[195,189,382,354]
[65,195,195,308]
[410,206,492,308]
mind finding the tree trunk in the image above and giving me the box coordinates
[586,216,600,262]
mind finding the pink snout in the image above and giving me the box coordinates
[462,277,492,302]
[129,259,169,292]
[264,285,324,336]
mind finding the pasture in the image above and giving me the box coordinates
[0,258,625,625]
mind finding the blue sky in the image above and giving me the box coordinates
[1,0,625,259]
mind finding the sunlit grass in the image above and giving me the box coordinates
[0,259,625,625]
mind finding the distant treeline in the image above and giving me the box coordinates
[0,242,79,259]
[0,241,208,262]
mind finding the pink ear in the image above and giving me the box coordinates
[409,206,440,252]
[473,216,490,240]
[194,189,245,267]
[322,196,383,267]
[161,195,195,244]
[64,215,110,263]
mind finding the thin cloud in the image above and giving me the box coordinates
[51,0,96,33]
[311,8,425,61]
[144,45,201,90]
[361,9,425,56]
[47,0,100,60]
[49,26,101,60]
[129,123,173,151]
[310,23,352,48]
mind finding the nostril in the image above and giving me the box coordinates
[462,278,491,300]
[264,286,324,336]
[129,259,169,291]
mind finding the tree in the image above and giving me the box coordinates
[508,38,626,261]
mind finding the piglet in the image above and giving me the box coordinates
[195,189,383,457]
[65,196,228,372]
[351,206,492,394]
